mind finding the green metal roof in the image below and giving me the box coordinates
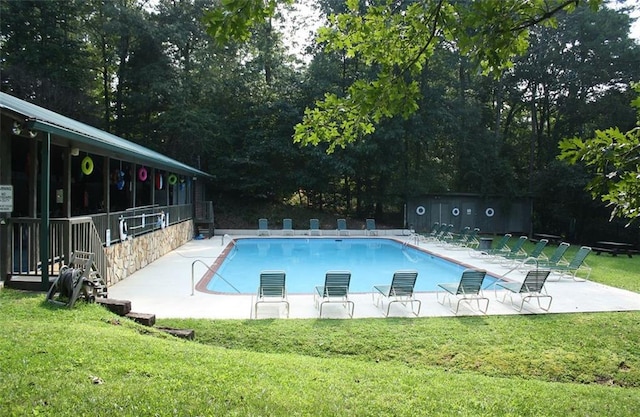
[0,92,211,178]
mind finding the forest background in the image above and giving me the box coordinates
[1,0,639,243]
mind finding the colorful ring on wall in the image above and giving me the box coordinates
[155,172,163,190]
[168,174,178,185]
[116,170,125,190]
[416,205,426,216]
[485,207,495,217]
[452,207,460,217]
[81,156,94,175]
[119,217,128,241]
[138,167,148,182]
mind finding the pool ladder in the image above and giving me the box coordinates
[191,259,240,296]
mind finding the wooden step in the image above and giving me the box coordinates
[96,298,132,316]
[156,326,195,340]
[125,311,156,327]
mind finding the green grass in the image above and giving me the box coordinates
[1,246,640,416]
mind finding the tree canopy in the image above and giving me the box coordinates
[559,83,640,225]
[204,0,603,151]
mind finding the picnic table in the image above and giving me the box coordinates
[593,241,635,258]
[534,233,562,244]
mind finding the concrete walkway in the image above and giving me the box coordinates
[108,234,640,319]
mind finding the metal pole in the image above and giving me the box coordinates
[40,133,51,290]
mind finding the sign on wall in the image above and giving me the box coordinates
[0,185,13,213]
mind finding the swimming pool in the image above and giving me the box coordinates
[202,237,499,294]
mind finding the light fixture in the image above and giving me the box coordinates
[12,121,22,135]
[11,121,37,137]
[70,147,80,156]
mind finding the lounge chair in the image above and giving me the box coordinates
[446,227,480,249]
[314,270,354,318]
[309,218,321,236]
[495,269,552,312]
[428,223,454,244]
[489,236,527,262]
[532,242,570,269]
[503,236,528,258]
[471,233,512,258]
[426,222,440,238]
[258,218,270,236]
[526,239,549,261]
[418,222,440,242]
[504,239,549,268]
[337,218,349,236]
[372,270,420,317]
[437,269,489,314]
[549,246,592,281]
[254,270,289,318]
[464,227,481,248]
[366,218,378,236]
[282,218,294,236]
[442,226,470,247]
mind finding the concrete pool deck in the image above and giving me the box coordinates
[107,233,640,319]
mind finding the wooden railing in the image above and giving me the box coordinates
[9,217,106,282]
[7,202,206,288]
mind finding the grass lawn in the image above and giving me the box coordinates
[1,243,639,416]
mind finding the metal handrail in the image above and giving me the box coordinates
[191,259,240,296]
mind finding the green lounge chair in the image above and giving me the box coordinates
[550,246,592,281]
[421,222,443,242]
[462,227,481,248]
[366,218,378,236]
[471,233,511,258]
[434,224,454,243]
[254,270,289,318]
[437,269,489,314]
[309,218,321,236]
[426,222,440,238]
[282,218,294,236]
[490,236,528,262]
[503,236,528,257]
[495,269,552,311]
[447,227,481,249]
[314,270,354,318]
[527,239,549,261]
[337,218,349,236]
[532,242,571,269]
[504,238,548,267]
[443,226,470,247]
[258,218,270,236]
[372,270,420,317]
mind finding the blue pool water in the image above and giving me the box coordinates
[205,238,498,294]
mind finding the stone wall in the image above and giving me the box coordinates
[104,220,193,287]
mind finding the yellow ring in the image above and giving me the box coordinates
[168,174,178,185]
[81,156,94,175]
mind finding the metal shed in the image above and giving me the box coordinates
[406,194,532,235]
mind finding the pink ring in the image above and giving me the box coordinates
[138,167,148,182]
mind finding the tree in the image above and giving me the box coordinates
[204,0,605,151]
[0,0,100,122]
[558,83,640,225]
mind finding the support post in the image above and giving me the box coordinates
[40,133,51,290]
